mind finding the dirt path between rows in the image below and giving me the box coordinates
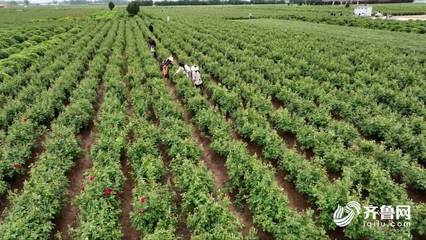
[50,81,104,240]
[216,76,342,184]
[165,78,270,238]
[150,52,193,239]
[158,141,192,240]
[0,132,47,218]
[272,98,345,182]
[118,48,140,240]
[1,84,73,218]
[194,124,274,238]
[152,107,191,240]
[205,75,312,213]
[232,128,312,213]
[119,151,139,240]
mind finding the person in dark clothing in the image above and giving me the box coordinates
[147,37,157,58]
[160,56,174,79]
[149,24,154,33]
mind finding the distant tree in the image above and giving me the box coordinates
[24,0,30,5]
[108,1,115,10]
[127,1,140,16]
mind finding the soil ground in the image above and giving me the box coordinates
[372,15,426,21]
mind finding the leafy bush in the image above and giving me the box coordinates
[127,1,140,16]
[108,1,115,10]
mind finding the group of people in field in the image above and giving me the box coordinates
[146,23,203,87]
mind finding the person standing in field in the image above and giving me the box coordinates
[160,56,174,79]
[190,65,202,87]
[175,63,203,87]
[147,37,157,58]
[175,63,192,79]
[149,23,154,32]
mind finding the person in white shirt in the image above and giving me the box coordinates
[175,63,192,78]
[175,63,203,87]
[191,65,202,87]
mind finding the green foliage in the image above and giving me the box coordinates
[127,2,140,17]
[108,1,115,11]
[412,203,426,236]
[0,20,118,239]
[0,5,424,239]
[130,182,177,234]
[149,14,422,238]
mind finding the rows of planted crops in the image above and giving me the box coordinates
[0,16,117,239]
[0,5,425,240]
[142,11,425,239]
[144,5,426,34]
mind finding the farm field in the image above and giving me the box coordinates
[0,3,425,240]
[0,5,104,27]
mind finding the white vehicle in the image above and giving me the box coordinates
[353,5,372,17]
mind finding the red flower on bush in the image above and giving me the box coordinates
[87,175,95,181]
[103,188,113,197]
[11,162,22,169]
[139,195,146,204]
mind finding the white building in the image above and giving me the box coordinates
[353,5,372,17]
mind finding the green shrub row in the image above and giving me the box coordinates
[149,17,418,239]
[73,20,127,240]
[0,22,93,106]
[0,19,118,240]
[0,22,112,197]
[142,18,328,239]
[0,22,105,129]
[126,19,178,238]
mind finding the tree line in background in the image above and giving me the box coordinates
[0,0,127,6]
[1,0,414,6]
[130,0,329,6]
[125,0,350,6]
[120,0,415,6]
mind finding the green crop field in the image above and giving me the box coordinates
[0,5,104,27]
[0,3,425,240]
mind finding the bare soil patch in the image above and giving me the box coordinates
[272,98,283,110]
[274,167,312,212]
[328,227,345,240]
[372,15,426,21]
[119,152,140,240]
[118,52,140,239]
[228,192,273,239]
[407,186,426,203]
[164,77,265,238]
[232,124,312,212]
